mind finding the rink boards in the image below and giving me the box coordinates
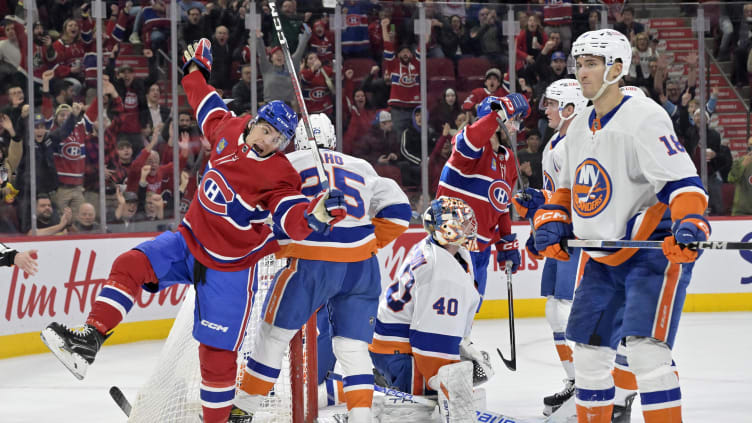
[1,218,751,358]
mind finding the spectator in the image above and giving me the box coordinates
[470,6,505,67]
[428,120,462,196]
[360,64,389,110]
[1,84,25,128]
[343,69,377,155]
[543,0,573,53]
[517,132,544,189]
[49,10,94,89]
[628,32,659,82]
[69,202,99,233]
[399,106,437,188]
[613,6,645,42]
[209,25,233,92]
[51,100,93,216]
[515,14,548,73]
[110,187,141,227]
[728,138,752,216]
[532,51,570,102]
[255,28,311,105]
[732,4,752,88]
[436,14,475,63]
[382,17,421,140]
[686,109,731,215]
[0,19,21,90]
[309,19,334,65]
[131,0,170,52]
[28,194,71,236]
[354,110,401,181]
[107,137,134,210]
[300,52,335,118]
[429,87,462,135]
[231,64,253,115]
[143,190,165,221]
[572,4,597,40]
[182,6,209,44]
[462,68,509,114]
[140,81,170,131]
[341,0,376,58]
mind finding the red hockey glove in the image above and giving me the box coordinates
[182,38,213,80]
[305,189,347,235]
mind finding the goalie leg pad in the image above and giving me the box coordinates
[437,361,474,423]
[573,343,615,423]
[239,322,297,396]
[332,336,375,412]
[625,336,682,423]
[198,343,237,423]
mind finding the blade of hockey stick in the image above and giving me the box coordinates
[109,386,131,417]
[563,239,752,250]
[497,264,517,371]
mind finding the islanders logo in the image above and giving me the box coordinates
[488,179,512,212]
[572,158,612,218]
[543,171,555,191]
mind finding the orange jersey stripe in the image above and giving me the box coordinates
[590,202,667,266]
[612,367,638,390]
[412,360,425,395]
[343,389,374,410]
[276,239,379,262]
[653,262,681,342]
[239,370,275,396]
[555,343,573,362]
[576,251,589,287]
[643,406,682,423]
[373,217,409,249]
[576,404,613,423]
[263,258,297,324]
[413,353,458,385]
[369,339,412,355]
[669,191,708,221]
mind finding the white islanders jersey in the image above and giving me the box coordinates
[542,131,567,192]
[554,96,706,251]
[369,236,480,378]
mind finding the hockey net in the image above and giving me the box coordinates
[127,255,318,423]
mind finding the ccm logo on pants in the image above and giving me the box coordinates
[201,320,229,333]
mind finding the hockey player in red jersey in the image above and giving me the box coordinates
[436,94,530,306]
[40,38,346,423]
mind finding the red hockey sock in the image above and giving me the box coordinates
[199,343,238,423]
[86,250,156,335]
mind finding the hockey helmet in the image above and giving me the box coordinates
[620,85,647,98]
[476,96,500,119]
[295,113,337,151]
[423,196,478,251]
[251,100,298,150]
[541,79,588,130]
[571,29,632,100]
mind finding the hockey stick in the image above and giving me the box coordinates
[268,1,329,191]
[109,386,131,417]
[497,263,517,371]
[563,239,752,250]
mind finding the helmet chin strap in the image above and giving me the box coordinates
[586,65,621,102]
[555,108,576,131]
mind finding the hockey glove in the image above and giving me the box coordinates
[496,233,521,274]
[490,93,531,121]
[459,338,495,385]
[512,188,551,220]
[526,232,542,260]
[305,189,347,235]
[662,214,711,263]
[182,38,213,80]
[533,204,573,261]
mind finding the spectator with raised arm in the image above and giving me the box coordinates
[437,15,475,63]
[300,52,335,119]
[48,6,94,89]
[382,17,422,139]
[470,6,505,67]
[27,194,71,236]
[728,138,752,216]
[209,25,233,92]
[515,13,547,73]
[462,68,509,115]
[255,27,311,105]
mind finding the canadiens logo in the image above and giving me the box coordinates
[310,88,328,99]
[488,180,511,212]
[198,169,236,216]
[399,74,416,86]
[216,138,228,154]
[62,143,83,159]
[572,158,612,218]
[543,171,555,191]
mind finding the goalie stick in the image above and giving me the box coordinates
[562,239,752,250]
[268,0,329,191]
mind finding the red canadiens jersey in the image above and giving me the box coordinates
[300,66,334,114]
[436,114,517,251]
[462,87,510,112]
[179,71,314,271]
[383,40,421,108]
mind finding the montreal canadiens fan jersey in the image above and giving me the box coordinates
[553,95,706,262]
[436,113,517,251]
[277,149,412,262]
[179,71,314,271]
[369,236,480,383]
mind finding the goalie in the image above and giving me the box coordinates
[368,196,493,421]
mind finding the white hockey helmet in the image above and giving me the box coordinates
[571,29,632,100]
[423,196,478,251]
[294,113,337,151]
[620,85,647,98]
[541,79,588,131]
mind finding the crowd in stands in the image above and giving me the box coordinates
[0,0,751,236]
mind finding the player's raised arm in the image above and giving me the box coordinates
[457,94,530,155]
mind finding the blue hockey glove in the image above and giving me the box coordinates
[182,38,213,80]
[512,188,551,220]
[663,214,711,263]
[496,234,521,274]
[533,204,573,261]
[525,232,542,260]
[490,93,531,121]
[305,189,347,235]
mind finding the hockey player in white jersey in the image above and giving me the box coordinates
[233,114,412,423]
[533,29,709,423]
[369,196,493,422]
[512,78,588,416]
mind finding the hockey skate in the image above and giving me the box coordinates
[543,379,575,416]
[611,392,637,423]
[40,322,109,380]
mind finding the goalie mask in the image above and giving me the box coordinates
[295,113,337,151]
[423,197,478,251]
[541,79,588,131]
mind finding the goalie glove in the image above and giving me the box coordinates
[305,189,347,235]
[182,38,213,80]
[460,338,494,386]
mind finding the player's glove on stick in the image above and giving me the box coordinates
[533,204,573,261]
[662,214,711,263]
[182,38,213,80]
[525,232,542,260]
[490,93,531,122]
[306,189,347,235]
[512,188,551,220]
[496,234,521,274]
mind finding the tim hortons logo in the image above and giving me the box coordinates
[4,248,189,321]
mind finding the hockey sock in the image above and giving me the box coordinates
[319,379,345,408]
[613,343,637,406]
[239,322,297,396]
[332,337,374,412]
[198,343,238,423]
[573,343,615,423]
[86,250,156,335]
[625,336,682,423]
[545,298,574,380]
